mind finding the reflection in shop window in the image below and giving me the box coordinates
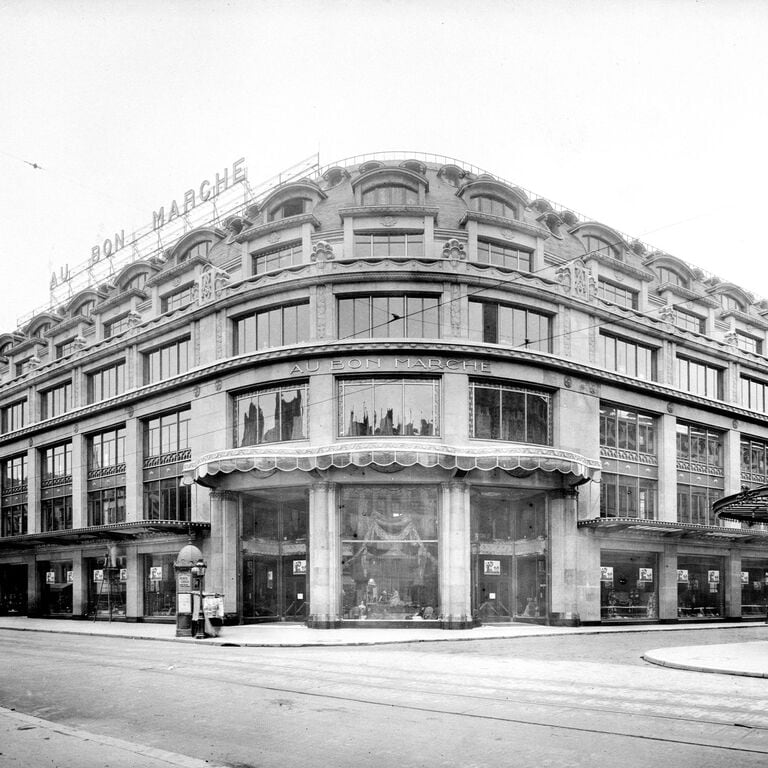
[676,557,724,618]
[235,384,308,446]
[338,378,439,437]
[741,559,768,617]
[341,486,438,621]
[143,554,177,618]
[600,552,658,621]
[470,382,550,444]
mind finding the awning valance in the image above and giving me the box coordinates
[578,516,768,542]
[184,442,601,487]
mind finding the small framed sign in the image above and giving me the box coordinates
[149,566,163,581]
[293,560,307,575]
[93,569,104,583]
[484,560,501,575]
[600,566,614,583]
[677,569,689,583]
[46,571,55,584]
[119,568,128,582]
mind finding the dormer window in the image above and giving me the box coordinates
[583,235,618,260]
[472,195,516,219]
[268,198,308,221]
[32,323,51,339]
[657,267,687,288]
[125,272,148,292]
[361,184,418,206]
[180,241,210,262]
[720,293,744,312]
[0,342,11,357]
[76,300,95,319]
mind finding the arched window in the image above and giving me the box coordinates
[657,267,687,288]
[584,235,617,260]
[180,241,210,262]
[0,342,11,356]
[33,323,50,339]
[76,300,96,318]
[472,195,516,219]
[268,198,308,221]
[361,184,418,206]
[125,272,148,291]
[720,293,744,312]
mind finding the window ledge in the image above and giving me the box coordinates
[236,213,320,243]
[459,210,548,240]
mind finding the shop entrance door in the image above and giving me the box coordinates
[0,564,27,615]
[241,488,308,622]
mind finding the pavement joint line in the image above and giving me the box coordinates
[0,706,229,768]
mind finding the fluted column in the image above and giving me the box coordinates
[209,490,239,618]
[308,481,341,628]
[439,480,472,628]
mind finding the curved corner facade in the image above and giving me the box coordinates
[1,152,767,629]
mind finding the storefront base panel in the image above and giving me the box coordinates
[339,619,475,630]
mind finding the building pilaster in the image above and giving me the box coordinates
[308,481,341,628]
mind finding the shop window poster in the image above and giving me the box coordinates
[677,569,689,583]
[93,569,104,582]
[46,571,55,584]
[119,568,128,582]
[66,571,74,583]
[293,559,307,575]
[149,566,163,581]
[638,568,653,582]
[484,560,501,575]
[741,571,750,584]
[600,566,614,582]
[708,570,719,583]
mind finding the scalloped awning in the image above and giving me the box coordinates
[184,442,601,487]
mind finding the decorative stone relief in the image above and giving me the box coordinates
[311,241,335,263]
[450,283,461,335]
[215,312,223,358]
[316,284,329,339]
[442,239,466,261]
[724,330,739,346]
[193,322,200,366]
[194,385,201,398]
[267,232,281,244]
[127,406,134,417]
[659,305,676,324]
[215,379,223,392]
[666,403,674,414]
[380,217,398,228]
[589,325,597,364]
[556,259,596,302]
[562,306,572,356]
[192,264,230,305]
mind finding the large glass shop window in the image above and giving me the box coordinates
[471,382,551,444]
[470,488,548,621]
[741,559,768,618]
[39,561,73,616]
[143,554,177,618]
[241,488,308,621]
[87,555,127,619]
[600,552,658,621]
[341,486,438,620]
[338,378,439,437]
[235,384,308,447]
[677,556,724,618]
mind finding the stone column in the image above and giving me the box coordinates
[71,552,87,618]
[658,544,678,622]
[208,490,240,618]
[125,545,141,620]
[308,481,340,628]
[658,413,678,523]
[27,445,40,533]
[548,488,579,625]
[124,415,142,522]
[727,549,741,619]
[439,480,472,629]
[71,432,86,529]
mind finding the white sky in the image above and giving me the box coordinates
[1,0,767,331]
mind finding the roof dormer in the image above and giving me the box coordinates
[457,176,528,220]
[352,166,428,206]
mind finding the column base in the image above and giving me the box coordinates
[306,616,342,629]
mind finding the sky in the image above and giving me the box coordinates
[1,0,767,331]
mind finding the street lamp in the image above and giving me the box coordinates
[191,558,207,639]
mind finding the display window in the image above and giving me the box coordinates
[600,552,657,621]
[341,486,438,620]
[741,559,768,618]
[39,561,73,616]
[87,555,127,619]
[676,556,724,618]
[470,487,548,622]
[241,487,308,621]
[0,564,27,614]
[143,554,177,618]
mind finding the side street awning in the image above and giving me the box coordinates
[184,442,601,487]
[578,517,768,542]
[0,521,210,551]
[714,485,768,525]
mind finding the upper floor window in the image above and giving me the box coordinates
[676,308,706,334]
[361,185,418,206]
[55,338,78,359]
[161,284,194,313]
[234,383,308,446]
[676,423,723,470]
[471,381,551,444]
[468,299,551,352]
[476,240,531,271]
[125,273,148,292]
[1,400,26,434]
[600,333,655,381]
[32,323,51,339]
[736,331,762,355]
[597,279,638,310]
[741,376,768,413]
[2,455,27,491]
[354,232,424,259]
[472,196,516,219]
[40,381,72,420]
[338,377,439,437]
[14,359,33,377]
[144,338,190,384]
[104,315,133,338]
[0,342,11,357]
[676,422,724,525]
[338,294,439,340]
[181,241,210,261]
[76,300,96,318]
[88,426,126,470]
[720,293,744,312]
[42,442,73,481]
[268,198,308,221]
[677,357,722,398]
[252,241,302,275]
[656,267,687,288]
[742,436,768,487]
[144,408,191,458]
[235,302,309,354]
[584,235,618,260]
[87,361,126,404]
[600,404,656,456]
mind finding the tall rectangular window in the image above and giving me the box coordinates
[55,338,78,359]
[353,232,424,259]
[87,426,126,470]
[470,382,551,444]
[599,404,658,519]
[677,357,721,398]
[1,400,26,434]
[41,442,72,532]
[676,422,724,526]
[40,382,72,420]
[676,309,706,334]
[161,284,194,313]
[88,488,126,526]
[144,338,190,384]
[468,299,551,352]
[741,436,768,488]
[104,315,133,338]
[1,454,27,537]
[736,331,762,355]
[741,376,768,413]
[234,384,308,446]
[597,279,638,310]
[144,409,191,458]
[235,303,309,355]
[252,241,303,274]
[338,294,440,340]
[600,334,655,380]
[339,378,440,437]
[476,240,531,271]
[87,361,126,404]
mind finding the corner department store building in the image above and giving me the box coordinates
[1,152,767,629]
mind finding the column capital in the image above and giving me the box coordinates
[209,490,239,503]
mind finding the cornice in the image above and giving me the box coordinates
[7,337,47,356]
[49,315,94,335]
[721,308,768,329]
[94,287,148,313]
[235,213,320,243]
[145,255,209,287]
[587,253,655,282]
[459,210,548,240]
[338,205,439,220]
[656,282,719,307]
